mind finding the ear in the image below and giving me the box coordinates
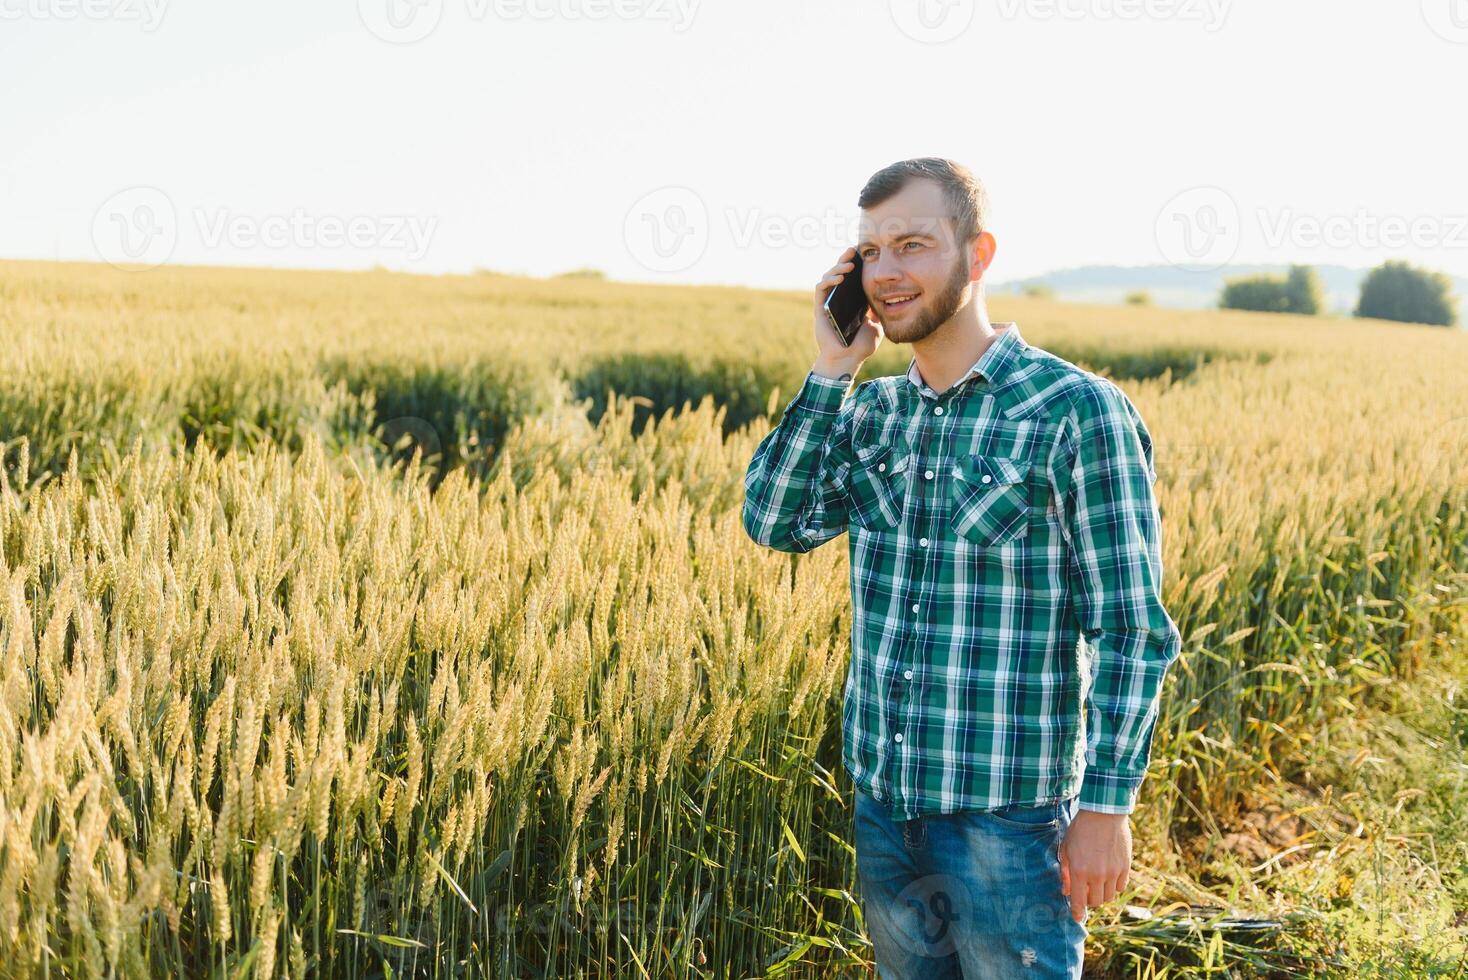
[971,232,997,282]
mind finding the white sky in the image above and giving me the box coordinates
[3,0,1466,290]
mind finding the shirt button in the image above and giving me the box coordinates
[877,462,886,472]
[910,602,919,613]
[934,406,943,415]
[951,467,960,477]
[981,474,992,484]
[925,469,935,479]
[904,669,913,679]
[919,537,929,546]
[894,733,903,743]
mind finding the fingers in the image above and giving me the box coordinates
[1080,878,1104,922]
[815,261,855,292]
[815,247,858,293]
[1060,844,1088,922]
[1060,847,1129,921]
[815,269,851,291]
[1063,864,1107,923]
[1113,866,1129,901]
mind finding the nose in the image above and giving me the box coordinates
[868,249,902,284]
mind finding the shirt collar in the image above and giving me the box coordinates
[904,322,1025,400]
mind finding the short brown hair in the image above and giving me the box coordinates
[857,157,990,247]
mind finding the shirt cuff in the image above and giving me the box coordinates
[796,370,851,415]
[1077,768,1143,814]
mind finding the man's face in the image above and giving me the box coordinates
[856,177,981,344]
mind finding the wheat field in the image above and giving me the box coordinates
[0,259,1465,977]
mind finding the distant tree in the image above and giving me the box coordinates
[1219,265,1322,316]
[1022,283,1054,299]
[1354,260,1458,327]
[1283,265,1324,316]
[1124,289,1151,306]
[1219,275,1291,313]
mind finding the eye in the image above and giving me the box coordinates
[903,241,922,251]
[859,249,876,260]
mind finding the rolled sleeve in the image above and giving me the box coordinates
[799,369,852,407]
[741,372,859,553]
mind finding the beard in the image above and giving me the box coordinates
[878,251,972,344]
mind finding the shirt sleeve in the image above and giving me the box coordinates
[741,370,858,553]
[1056,378,1183,815]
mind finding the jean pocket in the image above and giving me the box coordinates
[985,799,1061,832]
[846,439,909,532]
[949,454,1032,547]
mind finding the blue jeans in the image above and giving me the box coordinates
[853,787,1088,978]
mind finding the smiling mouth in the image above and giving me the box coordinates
[881,293,920,312]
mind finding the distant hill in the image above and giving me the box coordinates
[992,263,1468,321]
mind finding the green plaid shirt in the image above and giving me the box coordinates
[742,322,1182,819]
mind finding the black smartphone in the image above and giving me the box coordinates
[823,249,869,347]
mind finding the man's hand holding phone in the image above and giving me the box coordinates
[813,246,882,382]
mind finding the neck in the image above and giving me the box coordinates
[911,293,1002,396]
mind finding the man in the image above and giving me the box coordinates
[741,158,1183,978]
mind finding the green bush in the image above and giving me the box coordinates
[1354,260,1458,327]
[1284,264,1324,316]
[1219,265,1322,316]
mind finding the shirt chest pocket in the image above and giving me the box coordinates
[949,453,1033,547]
[846,438,910,531]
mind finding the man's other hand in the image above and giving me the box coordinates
[1058,810,1131,923]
